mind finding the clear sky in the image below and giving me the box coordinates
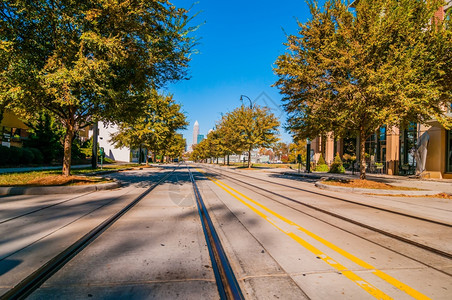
[166,0,318,147]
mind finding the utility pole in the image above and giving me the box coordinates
[92,121,98,169]
[306,138,311,173]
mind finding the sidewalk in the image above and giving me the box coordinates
[265,168,452,195]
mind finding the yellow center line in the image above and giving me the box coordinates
[195,168,430,300]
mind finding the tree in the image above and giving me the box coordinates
[110,91,188,163]
[0,0,195,175]
[222,105,280,168]
[24,112,64,164]
[216,113,244,165]
[274,0,451,179]
[288,139,307,163]
[272,142,289,162]
[166,134,186,162]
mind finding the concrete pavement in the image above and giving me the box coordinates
[272,168,452,194]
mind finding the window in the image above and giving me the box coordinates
[399,123,417,175]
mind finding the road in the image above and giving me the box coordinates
[0,164,450,299]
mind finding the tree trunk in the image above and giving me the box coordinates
[247,150,252,168]
[227,154,230,166]
[359,130,366,180]
[62,122,75,176]
[146,149,149,166]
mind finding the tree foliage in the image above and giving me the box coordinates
[223,105,280,168]
[0,0,196,175]
[24,112,64,163]
[191,104,280,167]
[274,0,452,179]
[110,91,188,163]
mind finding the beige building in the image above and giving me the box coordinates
[311,115,452,179]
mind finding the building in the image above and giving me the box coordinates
[0,110,30,148]
[197,134,204,144]
[192,120,199,148]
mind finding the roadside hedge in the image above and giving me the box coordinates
[0,146,45,166]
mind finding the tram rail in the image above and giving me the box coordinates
[200,164,452,260]
[1,165,244,300]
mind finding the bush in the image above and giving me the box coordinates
[0,146,11,165]
[8,146,24,165]
[329,153,345,174]
[315,154,329,172]
[29,148,44,164]
[21,148,35,165]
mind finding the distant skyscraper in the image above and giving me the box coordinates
[197,134,204,144]
[192,120,199,147]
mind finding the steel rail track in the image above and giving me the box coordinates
[201,165,452,260]
[205,165,451,227]
[0,168,176,300]
[187,165,244,300]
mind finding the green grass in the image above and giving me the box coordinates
[0,164,135,186]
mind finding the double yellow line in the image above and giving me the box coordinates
[197,169,430,300]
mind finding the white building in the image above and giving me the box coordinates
[91,122,139,163]
[192,120,199,149]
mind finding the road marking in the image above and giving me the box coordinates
[196,169,430,300]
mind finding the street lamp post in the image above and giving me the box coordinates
[240,95,253,109]
[306,138,311,173]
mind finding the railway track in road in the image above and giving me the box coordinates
[187,165,244,300]
[203,165,451,228]
[1,165,244,300]
[194,166,452,299]
[199,165,452,262]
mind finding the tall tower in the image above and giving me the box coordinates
[192,120,199,147]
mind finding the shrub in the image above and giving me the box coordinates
[315,164,329,172]
[8,146,24,165]
[329,153,345,174]
[21,148,35,164]
[0,146,11,165]
[315,154,329,172]
[29,148,44,164]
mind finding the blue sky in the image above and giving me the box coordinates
[166,0,317,147]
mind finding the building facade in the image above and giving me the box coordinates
[192,120,199,148]
[0,110,30,148]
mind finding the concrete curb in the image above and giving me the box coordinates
[283,172,324,180]
[0,181,121,196]
[0,167,138,196]
[315,181,440,196]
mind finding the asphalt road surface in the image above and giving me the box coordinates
[0,164,450,299]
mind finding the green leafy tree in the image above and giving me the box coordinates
[215,113,244,165]
[110,91,188,163]
[288,139,307,163]
[222,105,280,168]
[191,139,209,162]
[166,133,186,162]
[0,0,196,175]
[24,113,63,164]
[274,0,451,179]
